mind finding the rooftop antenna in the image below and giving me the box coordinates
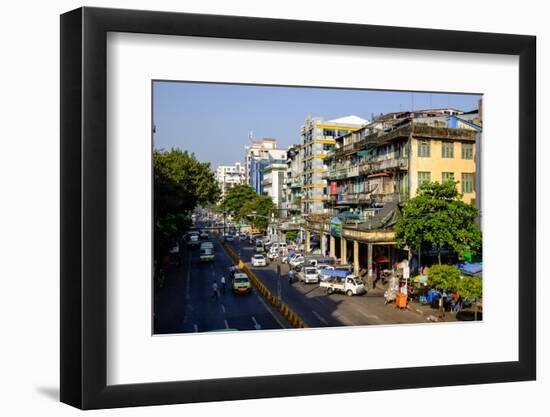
[248,130,254,141]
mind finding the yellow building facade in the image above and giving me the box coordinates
[409,135,477,204]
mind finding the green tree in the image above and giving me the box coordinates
[219,185,258,219]
[427,264,461,291]
[153,149,220,262]
[395,180,482,264]
[285,230,298,242]
[458,276,483,320]
[240,195,276,230]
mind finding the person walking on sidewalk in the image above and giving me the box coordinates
[288,269,294,285]
[220,276,226,293]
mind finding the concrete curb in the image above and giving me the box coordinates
[220,240,308,329]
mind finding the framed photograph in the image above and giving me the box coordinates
[60,6,536,409]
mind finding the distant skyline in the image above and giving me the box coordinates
[153,81,482,168]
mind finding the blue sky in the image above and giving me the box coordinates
[153,81,481,168]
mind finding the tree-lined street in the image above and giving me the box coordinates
[154,227,289,334]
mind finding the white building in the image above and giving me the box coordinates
[244,138,278,185]
[215,162,245,198]
[262,162,287,209]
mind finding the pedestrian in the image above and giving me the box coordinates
[439,292,447,319]
[288,269,294,285]
[212,281,219,301]
[220,276,226,292]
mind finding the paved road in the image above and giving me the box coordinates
[228,239,433,328]
[154,234,288,334]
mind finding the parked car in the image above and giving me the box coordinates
[289,255,305,269]
[239,233,247,241]
[282,252,300,264]
[320,275,366,296]
[251,254,267,267]
[297,266,320,284]
[224,234,234,242]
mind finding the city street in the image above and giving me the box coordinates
[226,239,446,327]
[154,234,289,334]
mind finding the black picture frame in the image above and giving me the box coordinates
[60,6,536,410]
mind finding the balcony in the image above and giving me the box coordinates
[333,192,374,205]
[290,179,302,188]
[281,202,300,211]
[368,157,407,173]
[370,192,401,203]
[326,168,347,180]
[347,166,360,178]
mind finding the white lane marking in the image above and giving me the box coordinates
[224,319,230,329]
[312,310,329,325]
[221,304,226,313]
[251,316,262,330]
[255,293,287,329]
[193,324,198,333]
[359,310,379,321]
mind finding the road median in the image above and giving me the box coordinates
[220,240,308,329]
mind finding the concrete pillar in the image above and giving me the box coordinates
[367,243,374,278]
[341,237,347,264]
[330,236,336,258]
[353,240,359,276]
[305,230,311,252]
[367,243,374,289]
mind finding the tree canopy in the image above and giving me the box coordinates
[427,264,461,291]
[154,149,220,261]
[219,185,258,218]
[219,185,276,230]
[395,180,482,263]
[458,276,482,300]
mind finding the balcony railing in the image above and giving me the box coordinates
[332,192,374,205]
[368,157,408,172]
[281,202,300,210]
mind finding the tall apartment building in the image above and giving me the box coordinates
[300,115,368,215]
[281,144,302,215]
[244,138,278,186]
[324,108,481,219]
[215,162,245,198]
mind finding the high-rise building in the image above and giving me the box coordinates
[249,149,287,195]
[300,115,368,215]
[215,162,245,198]
[244,138,278,185]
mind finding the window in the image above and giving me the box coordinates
[442,172,455,182]
[418,139,430,157]
[323,129,336,137]
[418,171,431,186]
[441,141,454,158]
[461,143,474,159]
[461,173,475,193]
